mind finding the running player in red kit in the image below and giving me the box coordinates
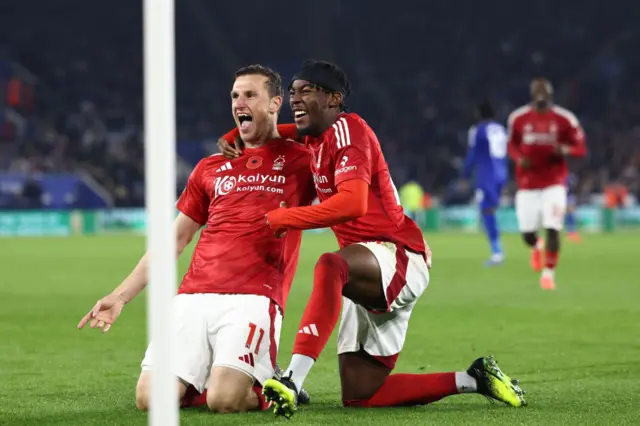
[219,60,526,418]
[507,78,587,290]
[78,65,315,413]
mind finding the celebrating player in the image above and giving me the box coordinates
[78,65,314,413]
[218,60,526,418]
[507,78,587,290]
[462,100,508,266]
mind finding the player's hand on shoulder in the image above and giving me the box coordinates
[77,293,126,333]
[266,201,288,238]
[217,137,242,159]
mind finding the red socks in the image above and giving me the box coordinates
[343,373,458,407]
[293,252,349,360]
[545,250,558,269]
[179,386,268,411]
[252,386,269,411]
[180,387,207,408]
[182,374,460,410]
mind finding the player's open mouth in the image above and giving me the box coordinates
[237,113,253,131]
[293,110,307,122]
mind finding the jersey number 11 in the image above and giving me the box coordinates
[245,322,265,355]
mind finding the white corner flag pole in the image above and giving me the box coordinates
[143,0,178,425]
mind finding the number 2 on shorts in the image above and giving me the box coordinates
[245,322,265,355]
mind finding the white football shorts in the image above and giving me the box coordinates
[515,184,567,232]
[337,241,430,369]
[141,293,282,392]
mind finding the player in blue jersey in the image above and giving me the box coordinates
[462,101,508,266]
[565,173,581,242]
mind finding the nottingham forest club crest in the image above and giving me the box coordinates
[272,155,285,171]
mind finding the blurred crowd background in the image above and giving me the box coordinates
[1,0,639,209]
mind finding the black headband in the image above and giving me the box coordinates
[290,67,349,99]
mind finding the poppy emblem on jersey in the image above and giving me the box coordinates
[247,156,263,170]
[272,155,285,171]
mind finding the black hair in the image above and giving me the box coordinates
[297,60,351,111]
[476,100,495,120]
[234,64,283,98]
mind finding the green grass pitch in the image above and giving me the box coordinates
[1,232,639,425]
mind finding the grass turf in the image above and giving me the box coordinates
[1,232,639,425]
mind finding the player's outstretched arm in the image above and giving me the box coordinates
[110,213,199,303]
[77,213,201,333]
[266,179,368,233]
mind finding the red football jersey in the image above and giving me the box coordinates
[176,139,316,311]
[507,104,587,189]
[306,113,425,254]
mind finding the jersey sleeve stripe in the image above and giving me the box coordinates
[336,119,347,148]
[339,117,351,147]
[332,123,343,148]
[316,144,324,168]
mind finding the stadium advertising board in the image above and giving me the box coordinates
[0,206,635,237]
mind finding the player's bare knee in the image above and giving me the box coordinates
[135,392,149,411]
[135,396,149,411]
[135,372,188,411]
[206,387,247,413]
[206,366,254,413]
[135,373,151,411]
[340,382,378,402]
[339,351,389,401]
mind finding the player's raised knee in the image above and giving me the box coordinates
[316,252,347,270]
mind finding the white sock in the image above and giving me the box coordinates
[284,354,315,390]
[454,371,478,393]
[542,267,554,279]
[535,238,544,250]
